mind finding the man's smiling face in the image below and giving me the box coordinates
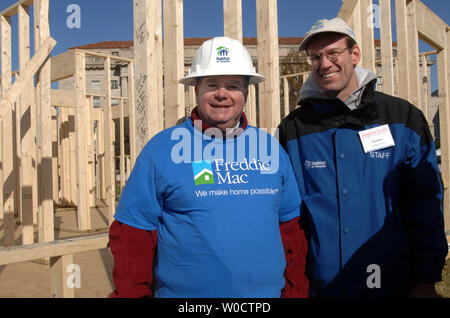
[307,33,361,101]
[195,75,248,133]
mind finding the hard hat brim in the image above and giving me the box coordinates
[180,72,266,86]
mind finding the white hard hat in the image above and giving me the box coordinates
[180,36,265,86]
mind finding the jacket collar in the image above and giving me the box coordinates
[300,78,379,127]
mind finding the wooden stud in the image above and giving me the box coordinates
[351,0,362,53]
[155,0,164,134]
[1,14,15,247]
[246,85,257,126]
[283,77,289,118]
[97,107,106,201]
[438,29,450,234]
[18,3,34,245]
[119,98,125,190]
[425,58,434,138]
[420,55,429,123]
[222,0,257,127]
[74,50,91,230]
[163,0,185,128]
[256,0,281,129]
[379,0,395,95]
[87,97,96,207]
[133,0,162,155]
[68,107,77,205]
[122,61,137,169]
[395,0,409,101]
[360,0,376,73]
[189,86,196,117]
[50,254,75,298]
[51,106,59,204]
[447,29,450,234]
[104,57,116,223]
[223,0,243,41]
[406,0,421,109]
[58,107,67,204]
[34,0,54,243]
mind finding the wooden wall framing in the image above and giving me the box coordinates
[51,50,136,228]
[0,0,56,247]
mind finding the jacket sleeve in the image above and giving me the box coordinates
[280,216,309,298]
[109,220,158,298]
[401,107,448,284]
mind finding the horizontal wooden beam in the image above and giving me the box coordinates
[280,71,310,79]
[51,89,74,107]
[52,91,130,109]
[0,233,109,266]
[0,0,33,18]
[415,0,447,49]
[50,50,76,82]
[83,50,133,63]
[419,50,438,56]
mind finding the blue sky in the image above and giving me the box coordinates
[1,0,449,90]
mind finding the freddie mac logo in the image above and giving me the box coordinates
[304,160,327,170]
[193,159,271,186]
[192,161,215,186]
[216,46,230,63]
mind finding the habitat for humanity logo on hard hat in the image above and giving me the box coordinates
[311,20,325,31]
[216,46,230,63]
[193,161,215,185]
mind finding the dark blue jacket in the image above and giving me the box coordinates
[278,79,448,297]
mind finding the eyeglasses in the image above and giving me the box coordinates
[306,47,352,65]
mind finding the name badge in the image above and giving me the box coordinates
[358,124,395,153]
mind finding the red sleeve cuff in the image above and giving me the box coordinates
[280,216,309,298]
[109,220,158,298]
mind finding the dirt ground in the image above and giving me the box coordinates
[0,205,449,298]
[436,258,450,298]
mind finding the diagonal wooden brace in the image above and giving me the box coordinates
[0,36,57,121]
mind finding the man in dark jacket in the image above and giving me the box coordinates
[278,17,448,297]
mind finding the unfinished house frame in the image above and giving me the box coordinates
[0,0,448,298]
[51,49,136,231]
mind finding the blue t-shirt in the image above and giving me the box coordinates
[114,120,301,298]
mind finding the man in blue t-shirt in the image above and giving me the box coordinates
[108,37,309,298]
